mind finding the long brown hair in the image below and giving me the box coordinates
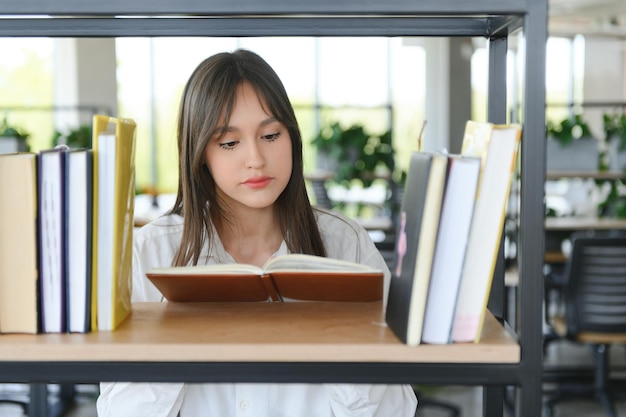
[170,49,326,266]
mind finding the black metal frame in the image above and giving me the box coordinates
[0,1,547,416]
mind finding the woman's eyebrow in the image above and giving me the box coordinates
[259,117,278,127]
[210,125,236,137]
[210,117,279,138]
[213,117,279,135]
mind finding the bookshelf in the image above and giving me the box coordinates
[0,1,547,416]
[0,303,519,365]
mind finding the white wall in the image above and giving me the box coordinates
[54,38,118,131]
[582,36,626,138]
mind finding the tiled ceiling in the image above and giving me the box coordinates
[549,0,626,37]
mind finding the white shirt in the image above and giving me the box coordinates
[97,208,417,417]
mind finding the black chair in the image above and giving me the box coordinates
[544,232,626,417]
[310,178,334,209]
[413,386,461,417]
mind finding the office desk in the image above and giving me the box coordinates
[545,217,626,263]
[546,171,626,181]
[545,217,626,231]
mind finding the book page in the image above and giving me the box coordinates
[264,254,381,273]
[149,263,264,276]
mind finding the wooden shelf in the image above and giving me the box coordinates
[545,216,626,231]
[546,171,626,180]
[0,302,519,364]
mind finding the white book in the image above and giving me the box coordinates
[96,128,117,331]
[66,149,93,333]
[38,149,67,333]
[421,155,481,344]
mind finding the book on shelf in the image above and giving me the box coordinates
[451,122,522,343]
[66,148,94,333]
[459,120,495,159]
[385,151,448,346]
[0,153,39,334]
[146,254,384,302]
[421,154,481,345]
[38,148,68,333]
[92,114,136,331]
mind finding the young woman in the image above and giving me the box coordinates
[97,49,417,417]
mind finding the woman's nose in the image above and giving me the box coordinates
[245,139,265,169]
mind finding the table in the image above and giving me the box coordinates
[545,217,626,263]
[545,216,626,231]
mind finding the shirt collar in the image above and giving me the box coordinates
[201,232,289,265]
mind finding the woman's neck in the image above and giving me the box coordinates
[215,207,283,267]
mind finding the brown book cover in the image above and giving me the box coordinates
[146,254,384,302]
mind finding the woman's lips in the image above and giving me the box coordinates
[243,176,272,189]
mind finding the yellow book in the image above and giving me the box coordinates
[0,153,39,333]
[92,114,136,331]
[452,122,522,343]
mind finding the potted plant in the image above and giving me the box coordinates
[310,122,399,220]
[546,114,599,172]
[52,124,93,149]
[311,122,395,188]
[603,112,626,172]
[0,117,30,153]
[591,112,626,218]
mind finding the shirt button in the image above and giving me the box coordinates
[240,400,249,410]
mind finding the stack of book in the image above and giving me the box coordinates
[0,115,136,334]
[385,121,522,346]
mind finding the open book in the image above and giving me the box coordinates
[146,254,384,302]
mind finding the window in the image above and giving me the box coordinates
[0,38,54,151]
[116,37,425,193]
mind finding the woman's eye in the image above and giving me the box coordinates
[219,140,238,150]
[262,132,281,142]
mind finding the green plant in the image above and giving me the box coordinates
[0,117,30,141]
[311,122,394,188]
[603,113,626,151]
[546,114,592,147]
[0,117,31,151]
[52,124,93,149]
[596,174,626,219]
[593,113,626,218]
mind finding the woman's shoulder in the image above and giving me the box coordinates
[134,213,184,245]
[312,207,383,266]
[313,207,365,239]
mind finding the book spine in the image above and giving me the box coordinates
[262,275,282,302]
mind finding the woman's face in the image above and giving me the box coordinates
[204,82,293,211]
